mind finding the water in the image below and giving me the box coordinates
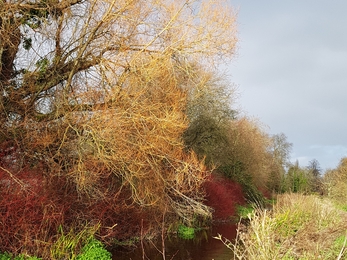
[112,223,237,260]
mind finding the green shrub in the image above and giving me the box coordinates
[76,238,111,260]
[177,225,195,240]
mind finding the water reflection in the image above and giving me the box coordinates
[112,223,237,260]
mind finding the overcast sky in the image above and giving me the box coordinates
[227,1,347,171]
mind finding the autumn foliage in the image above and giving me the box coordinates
[0,0,239,257]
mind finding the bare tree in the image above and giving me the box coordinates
[307,159,321,178]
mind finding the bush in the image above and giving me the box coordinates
[76,238,111,260]
[177,225,195,240]
[203,175,245,220]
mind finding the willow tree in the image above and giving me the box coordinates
[0,0,237,222]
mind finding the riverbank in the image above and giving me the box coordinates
[216,193,347,260]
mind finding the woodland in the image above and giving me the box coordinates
[1,0,346,259]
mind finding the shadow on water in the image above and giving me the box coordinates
[112,222,237,260]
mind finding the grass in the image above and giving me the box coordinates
[0,238,111,260]
[50,224,99,260]
[0,223,111,260]
[216,193,347,260]
[236,204,255,219]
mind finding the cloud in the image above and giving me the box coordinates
[291,145,347,170]
[229,0,347,170]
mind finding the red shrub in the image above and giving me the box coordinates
[0,168,68,255]
[83,193,151,243]
[203,174,245,220]
[0,164,155,255]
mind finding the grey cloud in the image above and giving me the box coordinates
[229,0,347,170]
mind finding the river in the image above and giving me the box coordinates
[112,222,237,260]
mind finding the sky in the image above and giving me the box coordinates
[227,1,347,171]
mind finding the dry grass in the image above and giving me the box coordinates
[216,193,347,260]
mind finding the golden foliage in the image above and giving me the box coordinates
[26,57,211,222]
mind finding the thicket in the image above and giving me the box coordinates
[0,0,238,257]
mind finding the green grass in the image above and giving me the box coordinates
[1,223,111,260]
[0,238,111,260]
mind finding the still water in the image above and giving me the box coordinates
[112,223,237,260]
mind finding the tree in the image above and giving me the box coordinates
[0,0,237,227]
[267,133,292,192]
[307,159,321,178]
[183,69,237,165]
[306,159,322,192]
[323,157,347,203]
[269,133,292,169]
[285,161,305,193]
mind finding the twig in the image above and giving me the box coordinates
[0,166,28,191]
